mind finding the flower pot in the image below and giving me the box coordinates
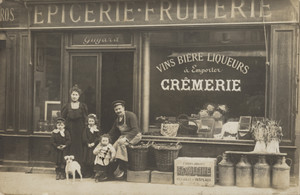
[253,140,266,152]
[266,139,280,153]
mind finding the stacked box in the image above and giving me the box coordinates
[174,157,216,187]
[126,170,151,183]
[151,171,174,184]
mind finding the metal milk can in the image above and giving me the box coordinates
[272,156,291,189]
[253,155,270,188]
[236,155,252,187]
[218,153,235,186]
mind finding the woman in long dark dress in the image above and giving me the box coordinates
[61,85,88,167]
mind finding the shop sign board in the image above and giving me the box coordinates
[72,33,132,46]
[29,0,298,28]
[174,157,217,186]
[0,0,27,28]
[151,51,266,117]
[157,52,249,92]
[1,0,298,28]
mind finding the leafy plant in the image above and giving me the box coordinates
[250,118,283,142]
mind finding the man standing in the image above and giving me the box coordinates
[109,100,142,179]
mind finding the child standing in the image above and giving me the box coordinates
[82,114,100,178]
[93,134,116,182]
[50,117,71,180]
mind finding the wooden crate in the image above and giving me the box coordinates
[126,170,151,183]
[151,171,173,184]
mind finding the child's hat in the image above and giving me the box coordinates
[112,100,125,108]
[56,117,65,124]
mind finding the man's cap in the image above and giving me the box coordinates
[56,117,66,123]
[112,100,125,108]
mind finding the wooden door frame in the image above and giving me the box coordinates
[65,50,138,125]
[68,52,102,119]
[62,32,140,129]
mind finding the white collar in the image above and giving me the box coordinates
[52,129,65,137]
[88,125,99,134]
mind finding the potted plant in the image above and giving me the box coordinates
[266,120,283,153]
[251,120,268,152]
[250,118,283,153]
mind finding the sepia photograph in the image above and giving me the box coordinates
[0,0,299,194]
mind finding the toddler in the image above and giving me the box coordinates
[93,134,116,182]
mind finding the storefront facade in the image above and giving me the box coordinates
[0,0,299,185]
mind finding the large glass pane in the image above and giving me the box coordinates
[101,52,133,132]
[34,34,61,133]
[149,29,266,139]
[72,55,97,115]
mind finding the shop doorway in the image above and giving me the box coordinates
[100,52,133,132]
[70,52,133,132]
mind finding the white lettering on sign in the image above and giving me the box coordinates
[161,78,241,92]
[156,53,250,74]
[156,58,176,72]
[207,53,249,74]
[0,7,14,22]
[83,35,120,45]
[177,53,205,64]
[48,5,58,24]
[85,4,96,23]
[191,65,223,75]
[177,166,212,176]
[32,0,272,25]
[70,4,81,23]
[100,2,112,22]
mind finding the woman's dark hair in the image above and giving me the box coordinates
[69,84,82,95]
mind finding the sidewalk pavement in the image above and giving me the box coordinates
[0,172,299,195]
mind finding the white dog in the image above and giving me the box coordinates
[64,155,82,181]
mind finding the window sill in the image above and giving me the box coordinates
[32,131,52,137]
[142,135,254,146]
[0,132,51,138]
[33,131,51,134]
[141,135,297,149]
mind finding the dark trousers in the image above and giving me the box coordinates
[117,159,128,171]
[94,164,109,179]
[55,163,65,173]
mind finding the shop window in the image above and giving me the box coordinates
[33,33,62,133]
[149,29,266,139]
